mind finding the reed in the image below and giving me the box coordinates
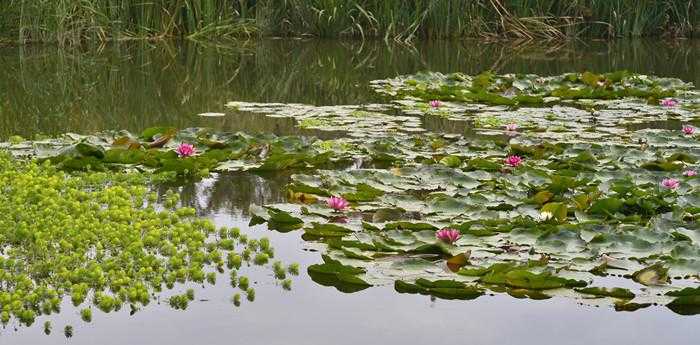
[0,1,696,44]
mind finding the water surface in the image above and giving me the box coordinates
[1,39,698,344]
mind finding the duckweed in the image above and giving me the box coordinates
[254,253,270,265]
[231,293,241,307]
[206,272,217,285]
[80,308,92,322]
[246,288,255,302]
[168,294,190,310]
[227,252,243,269]
[273,261,286,280]
[238,276,250,291]
[229,270,238,288]
[0,153,288,331]
[288,263,300,276]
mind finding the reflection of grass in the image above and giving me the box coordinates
[0,39,697,139]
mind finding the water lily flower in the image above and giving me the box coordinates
[682,125,696,136]
[660,98,678,107]
[436,228,461,244]
[326,196,349,212]
[505,123,518,131]
[538,211,553,222]
[660,178,680,190]
[504,155,523,167]
[429,100,441,108]
[683,170,697,177]
[176,143,196,157]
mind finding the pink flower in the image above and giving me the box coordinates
[682,125,695,136]
[683,170,697,177]
[505,123,518,132]
[326,196,349,212]
[660,178,680,190]
[504,155,523,167]
[429,100,441,108]
[176,143,196,157]
[436,228,461,244]
[660,98,678,107]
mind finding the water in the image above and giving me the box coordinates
[1,39,698,138]
[1,39,699,344]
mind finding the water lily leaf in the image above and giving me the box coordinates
[112,136,142,149]
[343,183,384,202]
[506,288,552,300]
[576,287,635,299]
[632,264,669,286]
[307,256,370,293]
[667,295,700,315]
[439,155,462,168]
[614,301,652,312]
[640,160,683,171]
[305,223,354,237]
[372,208,406,223]
[446,252,471,272]
[502,270,587,290]
[140,126,177,141]
[532,191,554,205]
[541,202,568,223]
[588,198,623,217]
[395,279,483,300]
[466,158,501,172]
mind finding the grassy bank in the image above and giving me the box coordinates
[0,0,697,44]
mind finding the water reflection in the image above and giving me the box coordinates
[155,172,290,218]
[0,39,697,138]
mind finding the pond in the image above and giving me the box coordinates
[0,39,699,345]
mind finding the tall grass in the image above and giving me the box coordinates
[0,0,696,44]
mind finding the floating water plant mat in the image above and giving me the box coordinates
[2,71,699,320]
[0,153,298,335]
[238,71,700,315]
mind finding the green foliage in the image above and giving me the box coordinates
[0,0,694,44]
[0,153,283,327]
[395,279,484,300]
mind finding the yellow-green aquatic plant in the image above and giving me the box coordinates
[0,152,287,331]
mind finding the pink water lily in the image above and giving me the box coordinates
[176,143,196,157]
[505,123,518,131]
[683,170,697,177]
[660,178,680,190]
[660,98,678,107]
[504,155,523,167]
[429,100,441,108]
[682,125,696,135]
[326,196,349,212]
[436,228,461,245]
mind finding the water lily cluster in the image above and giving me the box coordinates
[245,71,700,315]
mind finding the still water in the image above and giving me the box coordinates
[1,39,698,138]
[1,39,698,344]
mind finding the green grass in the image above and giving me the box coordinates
[0,0,696,44]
